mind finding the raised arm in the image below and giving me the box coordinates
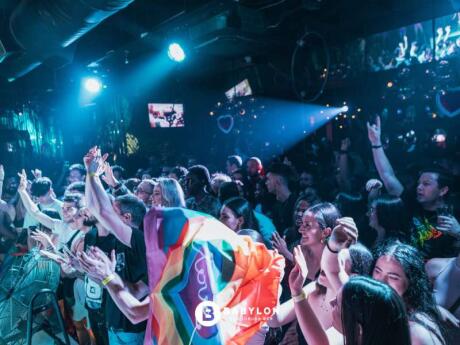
[101,163,130,197]
[367,116,404,196]
[289,246,329,345]
[17,170,57,230]
[84,147,132,246]
[321,217,358,294]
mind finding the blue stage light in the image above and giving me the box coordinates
[84,77,102,93]
[168,43,186,62]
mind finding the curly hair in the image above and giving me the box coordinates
[374,241,446,345]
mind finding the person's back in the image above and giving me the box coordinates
[426,256,460,343]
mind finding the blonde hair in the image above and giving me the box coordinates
[157,178,186,207]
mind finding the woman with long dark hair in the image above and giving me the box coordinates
[271,194,320,263]
[373,242,446,345]
[289,245,411,345]
[367,196,412,245]
[219,197,260,232]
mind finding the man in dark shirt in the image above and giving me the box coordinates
[184,165,221,218]
[83,150,149,344]
[400,172,460,258]
[245,157,264,206]
[368,116,460,258]
[84,221,148,345]
[265,163,297,234]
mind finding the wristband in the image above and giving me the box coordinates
[371,145,383,149]
[88,172,97,177]
[102,274,115,286]
[326,240,340,254]
[339,150,348,154]
[292,291,307,303]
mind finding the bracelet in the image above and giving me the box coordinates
[292,291,307,303]
[88,172,97,177]
[326,240,340,254]
[102,274,115,286]
[371,145,383,149]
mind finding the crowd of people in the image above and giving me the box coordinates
[0,113,459,345]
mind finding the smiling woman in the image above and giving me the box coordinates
[373,242,447,345]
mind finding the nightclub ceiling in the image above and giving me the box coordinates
[0,0,457,100]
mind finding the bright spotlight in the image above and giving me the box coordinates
[168,43,186,62]
[84,77,102,93]
[341,105,349,112]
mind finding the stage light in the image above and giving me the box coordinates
[84,77,102,93]
[168,43,186,62]
[432,129,446,143]
[387,81,393,88]
[341,105,349,112]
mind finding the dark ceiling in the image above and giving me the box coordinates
[0,0,457,100]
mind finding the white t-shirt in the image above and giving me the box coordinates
[23,199,63,228]
[52,220,80,250]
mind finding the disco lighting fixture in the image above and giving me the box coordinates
[168,43,186,62]
[83,77,102,93]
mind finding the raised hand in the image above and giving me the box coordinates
[271,232,292,261]
[83,146,108,177]
[17,169,28,192]
[78,246,116,284]
[0,164,4,181]
[437,215,460,239]
[365,178,383,192]
[366,116,381,146]
[31,169,42,180]
[289,245,309,296]
[328,217,358,253]
[31,229,55,250]
[101,162,119,188]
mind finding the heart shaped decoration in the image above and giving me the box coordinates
[436,87,460,118]
[217,114,234,134]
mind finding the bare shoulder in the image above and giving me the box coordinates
[409,316,444,345]
[425,258,451,279]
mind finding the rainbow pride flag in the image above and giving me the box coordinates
[143,207,284,345]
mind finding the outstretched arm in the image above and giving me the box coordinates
[367,116,404,196]
[84,147,133,246]
[17,170,58,231]
[289,246,329,345]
